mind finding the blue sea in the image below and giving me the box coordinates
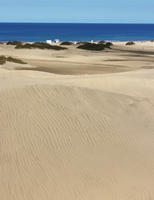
[0,23,154,42]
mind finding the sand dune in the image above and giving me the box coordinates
[0,42,154,200]
[1,41,154,75]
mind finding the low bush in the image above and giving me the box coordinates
[98,40,106,44]
[15,43,32,49]
[7,41,23,45]
[105,42,113,48]
[126,41,135,45]
[77,43,105,51]
[76,41,88,45]
[15,42,67,50]
[0,56,7,65]
[151,39,154,42]
[60,41,73,45]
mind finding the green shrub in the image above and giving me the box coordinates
[7,57,27,64]
[0,56,7,65]
[105,42,113,48]
[98,40,106,44]
[7,41,23,45]
[60,41,73,45]
[15,42,67,50]
[15,43,32,49]
[76,41,88,45]
[126,41,135,46]
[77,43,106,51]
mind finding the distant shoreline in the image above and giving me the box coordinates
[1,39,154,43]
[1,22,154,24]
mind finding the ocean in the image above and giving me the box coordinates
[0,23,154,42]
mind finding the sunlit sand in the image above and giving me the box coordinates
[0,41,154,200]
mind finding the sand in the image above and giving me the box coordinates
[0,41,154,200]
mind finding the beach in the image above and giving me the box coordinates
[0,41,154,200]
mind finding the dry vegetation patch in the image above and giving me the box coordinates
[77,42,113,51]
[15,42,67,50]
[0,56,27,65]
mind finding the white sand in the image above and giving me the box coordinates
[0,42,154,200]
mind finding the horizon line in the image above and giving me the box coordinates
[0,22,154,25]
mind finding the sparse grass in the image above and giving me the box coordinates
[0,55,26,65]
[0,56,7,65]
[60,41,73,45]
[15,42,67,50]
[7,57,27,64]
[7,41,23,45]
[126,41,135,45]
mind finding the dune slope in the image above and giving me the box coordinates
[0,69,154,200]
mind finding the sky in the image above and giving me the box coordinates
[0,0,154,23]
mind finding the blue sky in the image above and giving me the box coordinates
[0,0,154,23]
